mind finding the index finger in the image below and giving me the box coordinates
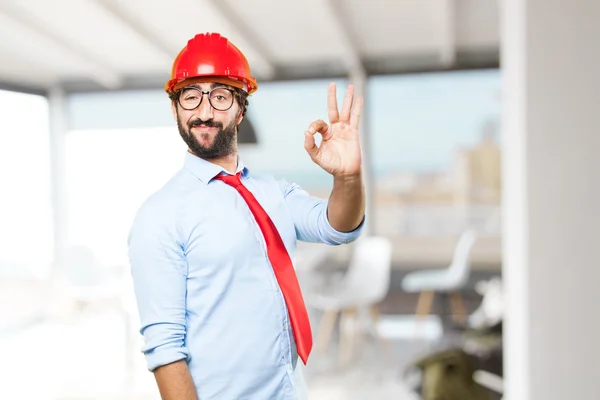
[327,82,339,124]
[308,119,329,134]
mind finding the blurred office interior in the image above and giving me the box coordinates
[0,1,598,399]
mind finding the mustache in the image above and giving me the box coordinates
[189,119,223,129]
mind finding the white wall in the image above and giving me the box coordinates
[502,0,600,398]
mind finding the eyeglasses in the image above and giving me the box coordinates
[178,86,235,111]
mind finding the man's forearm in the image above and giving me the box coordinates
[327,173,366,232]
[153,359,198,400]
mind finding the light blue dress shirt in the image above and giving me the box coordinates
[128,152,364,399]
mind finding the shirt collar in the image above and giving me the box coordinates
[184,151,248,185]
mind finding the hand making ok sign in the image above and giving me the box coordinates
[304,83,363,177]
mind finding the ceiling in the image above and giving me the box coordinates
[0,0,499,94]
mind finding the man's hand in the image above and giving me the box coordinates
[304,83,363,177]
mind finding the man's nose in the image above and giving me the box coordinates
[195,94,214,121]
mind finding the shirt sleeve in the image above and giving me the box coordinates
[128,201,189,371]
[280,180,365,245]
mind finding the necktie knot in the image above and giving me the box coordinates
[214,171,242,187]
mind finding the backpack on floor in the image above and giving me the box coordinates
[408,348,493,400]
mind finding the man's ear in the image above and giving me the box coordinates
[236,110,244,125]
[171,100,178,121]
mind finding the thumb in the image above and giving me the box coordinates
[304,131,318,161]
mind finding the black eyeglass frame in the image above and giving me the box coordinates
[177,86,236,111]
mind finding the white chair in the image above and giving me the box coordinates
[401,229,478,324]
[306,236,393,364]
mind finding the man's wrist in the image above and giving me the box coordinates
[332,172,362,184]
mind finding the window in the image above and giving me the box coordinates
[239,78,349,199]
[63,71,501,268]
[370,70,501,237]
[0,90,52,278]
[64,128,185,267]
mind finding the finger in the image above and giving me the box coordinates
[304,131,318,161]
[339,84,354,123]
[308,119,329,135]
[327,82,339,124]
[308,119,333,141]
[350,95,363,130]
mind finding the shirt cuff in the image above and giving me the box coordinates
[145,346,189,372]
[321,209,366,244]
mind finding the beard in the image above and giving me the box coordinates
[177,112,237,159]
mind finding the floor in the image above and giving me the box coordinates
[0,309,444,399]
[0,270,498,399]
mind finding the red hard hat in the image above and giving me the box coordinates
[165,33,258,95]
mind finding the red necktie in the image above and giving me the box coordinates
[214,172,313,364]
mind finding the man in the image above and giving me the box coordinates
[128,32,366,400]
